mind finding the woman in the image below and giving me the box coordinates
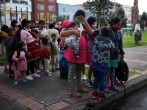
[17,19,41,80]
[107,17,125,92]
[134,23,142,44]
[60,10,93,98]
[86,16,99,87]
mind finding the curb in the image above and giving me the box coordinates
[94,73,147,110]
[65,72,147,110]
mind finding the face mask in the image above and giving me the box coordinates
[75,18,82,25]
[112,25,121,31]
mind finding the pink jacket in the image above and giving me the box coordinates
[20,29,35,50]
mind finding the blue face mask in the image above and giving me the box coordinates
[75,18,82,25]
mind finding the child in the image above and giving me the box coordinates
[64,21,83,59]
[31,28,39,41]
[42,37,52,76]
[92,26,115,99]
[50,33,59,72]
[5,28,16,78]
[11,41,27,85]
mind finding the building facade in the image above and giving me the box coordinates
[122,4,133,27]
[0,0,31,27]
[31,0,57,23]
[57,3,83,22]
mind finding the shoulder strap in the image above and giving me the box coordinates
[109,26,119,51]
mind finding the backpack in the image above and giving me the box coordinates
[59,57,69,79]
[115,59,129,97]
[115,59,129,81]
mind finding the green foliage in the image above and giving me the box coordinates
[87,0,111,27]
[116,6,127,27]
[141,12,147,21]
[140,12,147,30]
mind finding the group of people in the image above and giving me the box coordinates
[60,10,125,99]
[0,9,125,100]
[0,19,60,84]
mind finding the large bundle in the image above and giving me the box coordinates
[0,31,8,42]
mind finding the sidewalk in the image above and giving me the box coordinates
[1,68,147,110]
[0,46,147,110]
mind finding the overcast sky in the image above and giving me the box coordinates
[57,0,146,15]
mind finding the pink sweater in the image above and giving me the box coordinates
[20,29,35,49]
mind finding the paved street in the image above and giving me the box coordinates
[104,86,147,110]
[124,46,147,71]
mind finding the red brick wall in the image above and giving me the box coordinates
[31,0,57,22]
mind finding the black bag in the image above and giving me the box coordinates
[115,59,129,81]
[59,57,69,79]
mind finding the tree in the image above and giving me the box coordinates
[140,12,147,30]
[87,0,111,27]
[116,6,127,27]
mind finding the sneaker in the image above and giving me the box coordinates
[114,80,122,87]
[14,81,19,85]
[81,74,87,80]
[47,72,52,77]
[87,80,93,88]
[26,75,34,80]
[92,91,99,99]
[98,93,106,99]
[69,91,81,98]
[108,86,120,92]
[32,73,41,78]
[77,87,89,93]
[106,82,111,88]
[21,79,27,83]
[36,70,41,73]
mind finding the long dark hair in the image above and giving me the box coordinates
[15,41,25,51]
[73,10,85,18]
[109,17,121,26]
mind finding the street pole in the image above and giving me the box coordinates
[10,7,12,22]
[0,1,2,28]
[21,8,22,19]
[16,6,18,21]
[3,0,6,25]
[26,7,28,19]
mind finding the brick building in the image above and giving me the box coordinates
[31,0,57,23]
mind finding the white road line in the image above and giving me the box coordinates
[124,59,147,63]
[125,51,147,54]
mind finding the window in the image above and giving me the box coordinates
[48,5,55,11]
[48,0,55,2]
[37,4,44,10]
[63,7,68,12]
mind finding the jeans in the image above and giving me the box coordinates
[92,62,107,92]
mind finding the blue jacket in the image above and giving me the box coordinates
[108,27,125,60]
[92,36,115,63]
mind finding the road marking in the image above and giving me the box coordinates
[124,59,147,63]
[125,51,147,54]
